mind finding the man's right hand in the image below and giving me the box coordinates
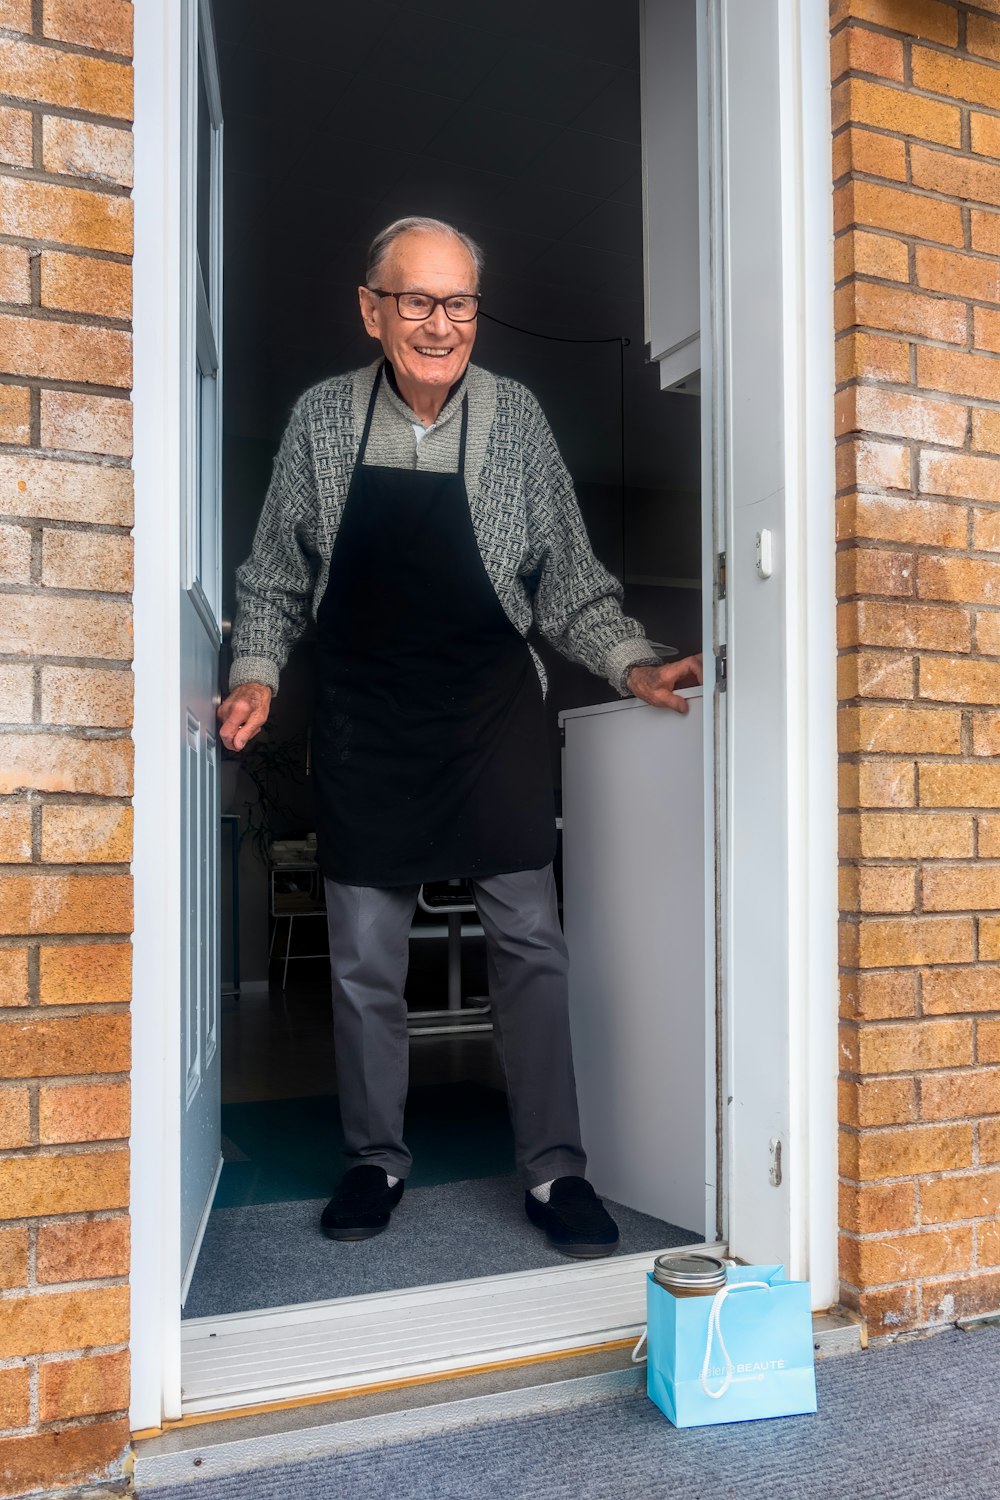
[217,682,272,752]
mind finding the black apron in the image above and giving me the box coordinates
[312,365,556,887]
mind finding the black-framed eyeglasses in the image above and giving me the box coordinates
[367,289,481,323]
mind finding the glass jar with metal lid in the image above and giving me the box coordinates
[653,1253,728,1298]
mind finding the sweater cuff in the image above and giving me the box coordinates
[228,656,281,695]
[603,638,664,698]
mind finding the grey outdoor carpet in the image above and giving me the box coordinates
[141,1326,1000,1499]
[182,1173,700,1318]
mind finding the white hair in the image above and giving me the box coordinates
[365,216,484,289]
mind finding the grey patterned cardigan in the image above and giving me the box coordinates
[229,358,660,697]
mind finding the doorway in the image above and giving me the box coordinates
[131,0,838,1431]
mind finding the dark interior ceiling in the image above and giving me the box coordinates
[213,0,702,667]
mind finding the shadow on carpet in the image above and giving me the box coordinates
[214,1082,515,1208]
[182,1174,701,1319]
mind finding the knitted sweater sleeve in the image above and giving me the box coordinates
[229,399,320,696]
[522,395,660,695]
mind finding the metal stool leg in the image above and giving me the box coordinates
[283,913,294,991]
[447,910,462,1011]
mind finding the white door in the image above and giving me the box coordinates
[179,0,224,1299]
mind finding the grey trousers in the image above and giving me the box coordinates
[324,864,587,1189]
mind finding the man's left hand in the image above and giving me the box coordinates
[626,654,704,713]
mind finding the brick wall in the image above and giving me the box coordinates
[833,0,1000,1337]
[0,0,133,1493]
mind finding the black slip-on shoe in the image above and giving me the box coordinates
[524,1176,620,1259]
[320,1165,404,1241]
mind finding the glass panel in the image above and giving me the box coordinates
[196,48,212,287]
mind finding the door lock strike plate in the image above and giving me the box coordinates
[768,1137,782,1187]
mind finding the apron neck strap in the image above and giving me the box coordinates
[361,362,469,477]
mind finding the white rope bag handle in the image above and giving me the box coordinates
[700,1280,771,1398]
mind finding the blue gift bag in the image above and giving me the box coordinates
[642,1264,817,1428]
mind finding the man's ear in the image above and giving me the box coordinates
[358,286,379,338]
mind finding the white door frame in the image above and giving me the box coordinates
[130,0,837,1431]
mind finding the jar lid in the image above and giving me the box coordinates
[653,1253,728,1289]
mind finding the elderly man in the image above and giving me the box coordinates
[219,216,702,1258]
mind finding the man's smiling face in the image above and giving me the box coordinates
[358,229,479,399]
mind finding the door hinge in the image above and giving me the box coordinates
[769,1137,783,1187]
[717,551,727,600]
[715,644,727,691]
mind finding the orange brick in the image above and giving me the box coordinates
[917,347,1000,403]
[0,1013,129,1076]
[842,915,974,967]
[0,242,30,304]
[39,1081,130,1145]
[839,706,962,755]
[0,799,32,862]
[41,804,132,863]
[0,175,132,256]
[969,11,1000,64]
[836,178,964,247]
[0,383,31,443]
[978,1220,1000,1265]
[42,117,133,189]
[36,1216,129,1284]
[0,34,131,117]
[920,761,1000,807]
[832,128,909,185]
[980,814,1000,853]
[39,1349,130,1422]
[973,410,1000,454]
[836,544,915,597]
[841,1122,972,1180]
[841,1016,973,1073]
[972,111,1000,159]
[0,946,30,1006]
[0,519,31,584]
[922,1271,1000,1323]
[43,0,134,55]
[838,650,914,699]
[922,863,1000,910]
[1,453,133,526]
[0,738,132,797]
[974,711,1000,753]
[40,666,133,729]
[40,250,131,320]
[838,386,967,447]
[842,811,972,858]
[973,511,1000,552]
[836,331,911,384]
[0,1365,30,1428]
[840,968,918,1020]
[840,862,916,912]
[912,46,1000,111]
[38,941,130,1005]
[829,0,958,46]
[915,245,1000,303]
[839,600,971,653]
[0,664,34,725]
[832,77,961,147]
[0,1284,128,1358]
[0,1087,31,1149]
[0,594,132,660]
[921,1170,1000,1223]
[978,1019,1000,1064]
[0,103,33,167]
[918,554,1000,606]
[839,493,967,549]
[837,280,966,343]
[0,1420,130,1498]
[831,26,905,82]
[839,758,916,808]
[834,228,909,283]
[975,307,1000,355]
[0,313,131,386]
[972,209,1000,256]
[836,436,911,492]
[0,0,31,31]
[839,1180,916,1235]
[0,1151,128,1226]
[919,655,1000,705]
[841,1226,972,1286]
[41,529,133,592]
[922,1067,1000,1120]
[923,967,1000,1015]
[40,391,133,460]
[839,1074,917,1124]
[847,1282,919,1336]
[911,143,1000,209]
[981,1117,1000,1161]
[0,873,132,934]
[983,918,1000,960]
